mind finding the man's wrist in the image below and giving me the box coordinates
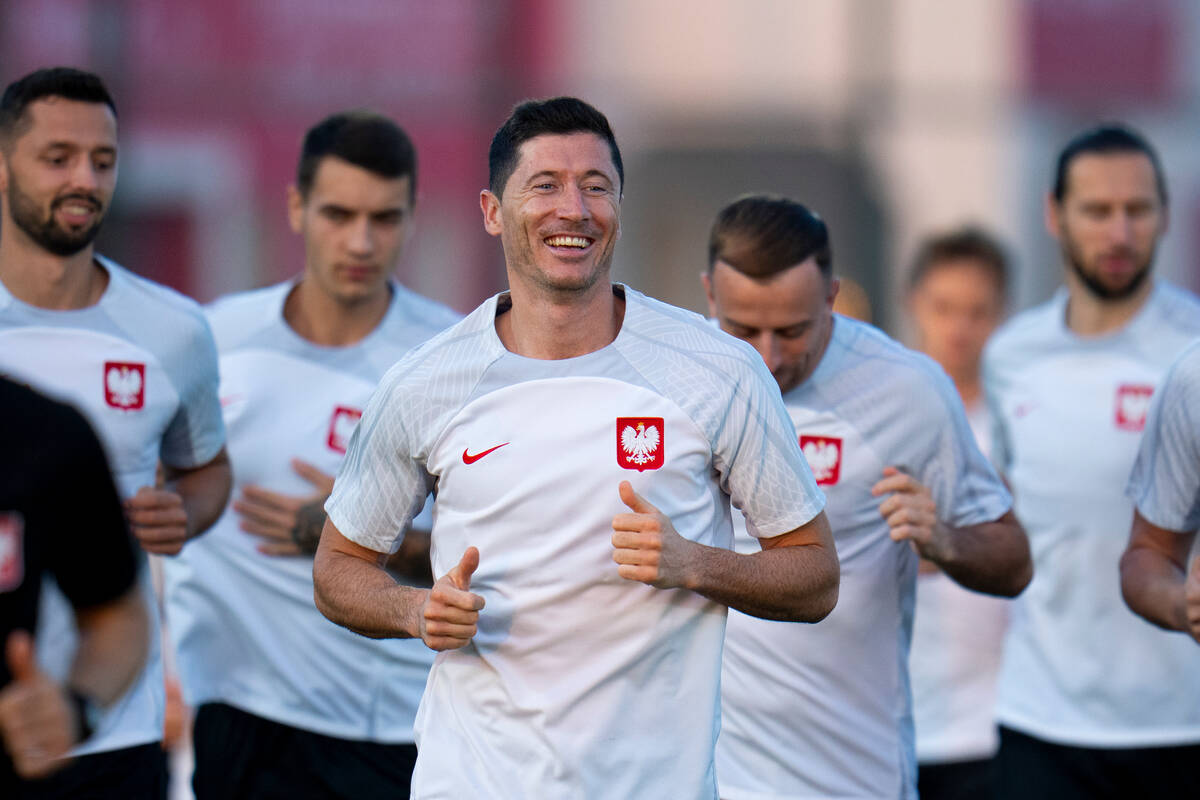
[291,497,331,554]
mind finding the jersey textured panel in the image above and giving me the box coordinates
[1127,338,1200,533]
[718,315,1012,800]
[0,255,225,755]
[164,279,458,742]
[985,283,1200,747]
[910,401,1010,764]
[326,285,825,800]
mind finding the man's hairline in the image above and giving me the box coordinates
[0,94,118,153]
[1055,149,1165,208]
[492,130,623,201]
[298,154,417,205]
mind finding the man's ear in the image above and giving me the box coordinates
[286,184,305,235]
[1044,192,1061,239]
[700,271,718,318]
[481,190,502,237]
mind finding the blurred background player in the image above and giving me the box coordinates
[905,227,1012,800]
[163,111,458,799]
[1120,338,1200,640]
[984,124,1200,799]
[314,98,838,799]
[1,377,149,794]
[705,195,1030,800]
[0,68,230,798]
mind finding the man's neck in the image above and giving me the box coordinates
[0,227,105,310]
[283,279,392,347]
[497,280,623,360]
[1063,271,1153,337]
[951,372,982,409]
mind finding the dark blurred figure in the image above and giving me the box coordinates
[0,67,230,797]
[984,124,1200,800]
[0,377,149,796]
[906,227,1011,800]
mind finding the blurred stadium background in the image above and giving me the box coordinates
[4,0,1199,336]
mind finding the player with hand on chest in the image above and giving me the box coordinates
[705,195,1030,800]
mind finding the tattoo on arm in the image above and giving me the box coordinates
[291,498,330,554]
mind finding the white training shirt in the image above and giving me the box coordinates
[163,279,458,742]
[985,283,1200,747]
[0,255,225,755]
[718,315,1013,800]
[326,285,826,800]
[910,400,1010,764]
[1127,338,1200,534]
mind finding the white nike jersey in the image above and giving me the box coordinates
[910,400,1010,764]
[164,280,458,741]
[327,286,825,800]
[1127,338,1200,533]
[0,255,224,755]
[985,283,1200,747]
[718,315,1012,800]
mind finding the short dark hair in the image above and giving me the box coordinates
[0,67,117,144]
[707,194,832,280]
[907,226,1009,299]
[488,97,623,196]
[1052,123,1167,205]
[296,111,417,201]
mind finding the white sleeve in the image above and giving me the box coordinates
[919,368,1012,528]
[325,373,431,554]
[718,360,825,539]
[160,315,226,468]
[1127,345,1200,533]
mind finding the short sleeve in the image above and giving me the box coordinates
[1126,344,1200,533]
[918,370,1012,528]
[46,404,140,609]
[325,373,431,554]
[160,316,226,469]
[718,359,825,539]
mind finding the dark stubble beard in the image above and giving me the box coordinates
[1061,232,1154,302]
[6,179,105,257]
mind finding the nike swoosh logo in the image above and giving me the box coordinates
[462,442,509,464]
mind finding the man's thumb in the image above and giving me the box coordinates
[449,546,480,591]
[618,480,656,514]
[5,630,39,683]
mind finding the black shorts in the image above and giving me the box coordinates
[192,702,417,800]
[918,756,998,800]
[20,742,167,799]
[997,725,1200,800]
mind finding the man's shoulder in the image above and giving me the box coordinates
[376,295,502,390]
[102,255,208,326]
[620,286,768,372]
[1149,282,1200,334]
[205,282,289,345]
[389,282,463,333]
[984,292,1063,371]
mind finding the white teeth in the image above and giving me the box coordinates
[62,205,92,215]
[545,235,590,248]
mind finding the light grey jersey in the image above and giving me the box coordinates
[718,315,1011,800]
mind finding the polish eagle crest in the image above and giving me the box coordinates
[621,421,660,466]
[104,362,145,410]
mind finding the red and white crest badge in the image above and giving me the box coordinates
[0,512,24,592]
[327,406,363,454]
[800,435,842,486]
[104,362,145,410]
[617,417,664,471]
[1115,384,1154,432]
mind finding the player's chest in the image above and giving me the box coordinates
[0,327,178,462]
[428,378,710,501]
[999,353,1160,477]
[218,350,377,475]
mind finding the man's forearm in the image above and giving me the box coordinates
[169,449,233,539]
[1120,547,1188,632]
[687,537,839,622]
[313,527,427,639]
[70,588,150,706]
[929,511,1031,597]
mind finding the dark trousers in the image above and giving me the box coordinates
[997,724,1200,800]
[918,756,998,800]
[21,742,167,799]
[192,702,418,800]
